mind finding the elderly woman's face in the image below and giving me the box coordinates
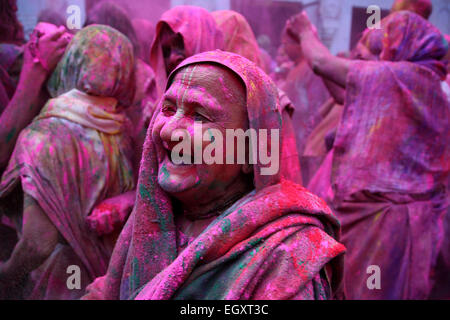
[152,64,249,203]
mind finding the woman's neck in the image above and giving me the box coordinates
[176,176,252,239]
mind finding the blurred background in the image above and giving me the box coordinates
[17,0,450,56]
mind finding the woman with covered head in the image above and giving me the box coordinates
[0,25,135,299]
[148,6,223,114]
[83,50,345,300]
[288,11,449,299]
[212,9,302,184]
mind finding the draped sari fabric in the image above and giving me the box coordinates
[0,25,135,299]
[320,11,449,299]
[212,10,301,184]
[212,10,264,71]
[137,6,224,139]
[149,6,224,102]
[83,50,345,300]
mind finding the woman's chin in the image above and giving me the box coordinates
[157,161,199,195]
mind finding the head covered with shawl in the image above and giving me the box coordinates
[149,6,224,98]
[83,50,345,300]
[352,10,447,77]
[211,10,264,71]
[0,24,136,299]
[47,24,136,107]
[85,1,139,54]
[391,0,432,19]
[132,18,155,63]
[333,10,449,199]
[211,10,301,184]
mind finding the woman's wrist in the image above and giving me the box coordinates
[14,63,48,105]
[21,61,48,85]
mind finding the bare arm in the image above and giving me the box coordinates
[0,194,58,286]
[0,25,69,170]
[287,12,352,88]
[0,63,48,168]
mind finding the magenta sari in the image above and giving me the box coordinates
[313,12,449,299]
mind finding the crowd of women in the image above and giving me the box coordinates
[0,0,448,300]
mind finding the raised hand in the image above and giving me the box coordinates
[24,23,72,74]
[86,191,136,236]
[286,11,318,43]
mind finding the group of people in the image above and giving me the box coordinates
[0,0,448,300]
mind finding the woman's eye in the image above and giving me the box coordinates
[193,113,209,122]
[162,105,176,116]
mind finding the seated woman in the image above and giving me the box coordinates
[287,11,449,299]
[0,25,135,299]
[83,50,345,300]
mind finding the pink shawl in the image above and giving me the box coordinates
[149,6,224,100]
[212,10,264,70]
[332,11,449,200]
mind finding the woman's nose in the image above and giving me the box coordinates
[159,113,192,148]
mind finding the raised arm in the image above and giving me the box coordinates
[286,12,352,88]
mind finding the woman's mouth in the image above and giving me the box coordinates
[166,148,195,166]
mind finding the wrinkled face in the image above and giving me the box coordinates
[159,23,186,76]
[152,64,250,203]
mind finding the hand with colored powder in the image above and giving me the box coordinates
[26,23,72,73]
[86,191,136,236]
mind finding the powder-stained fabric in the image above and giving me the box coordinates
[332,12,448,199]
[83,51,345,300]
[320,11,449,299]
[0,25,135,299]
[149,6,224,102]
[212,10,301,184]
[47,24,136,107]
[212,10,264,71]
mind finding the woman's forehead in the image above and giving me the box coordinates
[166,63,246,109]
[170,64,244,94]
